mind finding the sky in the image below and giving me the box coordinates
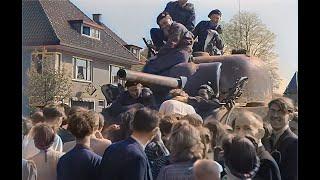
[69,0,298,93]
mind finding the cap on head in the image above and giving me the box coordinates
[157,11,171,25]
[208,9,222,18]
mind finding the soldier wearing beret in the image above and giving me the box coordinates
[193,9,224,55]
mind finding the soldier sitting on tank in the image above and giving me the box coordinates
[107,81,157,118]
[193,9,224,55]
[150,0,195,51]
[143,12,194,75]
[187,84,222,119]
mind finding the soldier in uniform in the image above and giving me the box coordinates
[108,81,157,118]
[193,9,224,55]
[187,84,221,119]
[150,0,195,51]
[143,12,194,75]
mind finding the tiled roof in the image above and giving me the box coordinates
[22,0,60,45]
[22,0,138,61]
[101,23,127,45]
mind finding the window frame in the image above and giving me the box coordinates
[72,56,93,83]
[97,100,105,108]
[31,52,62,74]
[69,99,95,111]
[109,64,125,85]
[81,24,100,40]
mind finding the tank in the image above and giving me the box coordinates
[117,54,273,105]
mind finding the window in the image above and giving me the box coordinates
[73,57,92,81]
[109,65,125,85]
[82,25,100,40]
[32,54,43,73]
[31,52,61,73]
[98,100,105,107]
[91,28,100,39]
[132,48,137,55]
[82,26,90,36]
[70,100,94,110]
[55,53,62,71]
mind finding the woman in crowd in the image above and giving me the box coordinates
[157,120,204,180]
[28,123,64,180]
[23,105,64,159]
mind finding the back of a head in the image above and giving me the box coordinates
[193,159,222,180]
[42,104,65,122]
[32,123,55,151]
[87,110,101,131]
[182,113,203,127]
[159,114,179,135]
[68,106,88,118]
[30,111,45,125]
[58,103,71,126]
[222,135,260,179]
[131,107,160,133]
[67,111,96,139]
[169,88,187,98]
[169,120,203,162]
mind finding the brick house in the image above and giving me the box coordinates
[22,0,144,115]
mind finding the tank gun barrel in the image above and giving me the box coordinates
[192,54,249,64]
[117,69,186,88]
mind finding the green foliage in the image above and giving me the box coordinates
[221,11,281,90]
[26,55,72,107]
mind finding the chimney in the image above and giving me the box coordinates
[93,14,102,24]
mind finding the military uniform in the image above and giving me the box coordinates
[193,20,224,53]
[150,1,195,50]
[144,22,194,75]
[108,88,157,117]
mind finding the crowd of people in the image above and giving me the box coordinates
[22,82,298,180]
[22,1,297,180]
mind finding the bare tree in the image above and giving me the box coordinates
[26,51,72,108]
[221,11,281,90]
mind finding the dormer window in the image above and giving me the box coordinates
[82,25,100,40]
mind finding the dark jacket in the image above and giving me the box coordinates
[157,22,194,57]
[193,20,223,52]
[57,144,102,180]
[187,96,221,119]
[143,22,193,75]
[254,146,282,180]
[57,127,75,143]
[164,1,195,31]
[108,88,157,117]
[98,137,153,180]
[263,128,298,180]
